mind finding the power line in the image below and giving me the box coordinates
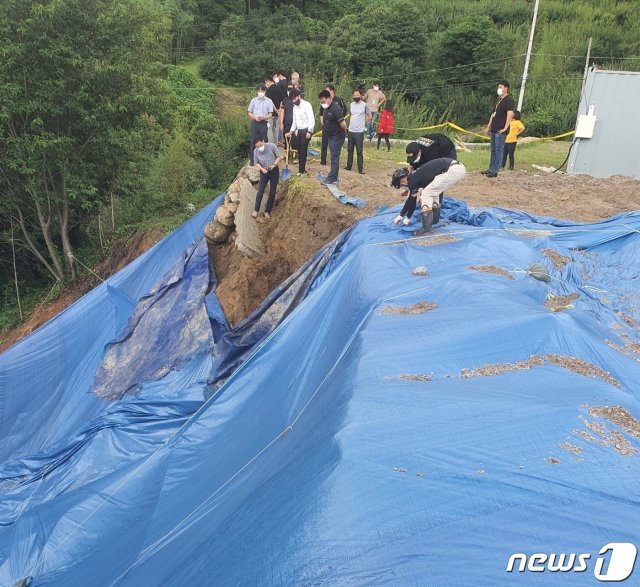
[532,52,640,60]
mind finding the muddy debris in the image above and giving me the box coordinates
[460,356,543,379]
[618,312,640,330]
[393,467,408,473]
[398,373,433,382]
[509,229,553,238]
[546,456,561,464]
[575,429,598,443]
[578,415,638,457]
[379,301,438,315]
[542,248,571,269]
[627,342,640,354]
[468,265,514,279]
[413,234,460,247]
[589,405,640,440]
[560,443,583,455]
[412,266,429,277]
[604,339,640,363]
[544,354,620,388]
[544,293,579,312]
[458,353,620,389]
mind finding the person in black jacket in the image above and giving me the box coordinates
[483,79,515,177]
[406,133,457,170]
[319,89,347,184]
[320,84,347,166]
[264,76,283,145]
[391,158,466,236]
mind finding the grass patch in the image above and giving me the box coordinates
[283,176,314,218]
[179,58,207,79]
[314,137,572,173]
[455,140,572,172]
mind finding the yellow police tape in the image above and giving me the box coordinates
[312,120,575,142]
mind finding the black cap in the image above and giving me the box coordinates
[390,168,410,188]
[498,79,510,88]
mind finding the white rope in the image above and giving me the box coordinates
[69,254,105,283]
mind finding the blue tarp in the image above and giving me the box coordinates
[1,195,640,585]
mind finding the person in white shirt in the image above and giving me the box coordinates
[285,89,315,176]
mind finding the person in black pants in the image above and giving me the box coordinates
[252,137,281,219]
[319,84,347,165]
[247,84,275,165]
[285,89,315,175]
[318,89,347,184]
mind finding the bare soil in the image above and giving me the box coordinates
[541,248,571,269]
[0,229,164,353]
[398,374,433,382]
[458,354,620,389]
[3,143,639,351]
[544,293,580,312]
[378,301,438,315]
[468,265,514,279]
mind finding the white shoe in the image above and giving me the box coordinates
[402,217,411,226]
[393,215,403,225]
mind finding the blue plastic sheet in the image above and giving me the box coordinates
[1,195,640,586]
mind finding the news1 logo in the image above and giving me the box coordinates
[506,543,638,581]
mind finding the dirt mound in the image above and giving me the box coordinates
[211,176,364,326]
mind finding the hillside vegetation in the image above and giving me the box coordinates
[0,0,637,335]
[195,0,638,135]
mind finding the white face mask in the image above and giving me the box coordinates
[373,86,379,91]
[497,88,504,96]
[257,92,265,98]
[257,145,265,152]
[273,76,279,83]
[321,103,329,109]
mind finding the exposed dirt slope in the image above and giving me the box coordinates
[211,153,639,327]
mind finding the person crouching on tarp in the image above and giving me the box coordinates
[391,157,466,236]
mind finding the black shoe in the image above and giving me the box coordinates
[358,170,365,174]
[320,161,326,166]
[412,209,433,236]
[480,169,489,175]
[344,166,352,171]
[432,203,441,225]
[485,172,498,178]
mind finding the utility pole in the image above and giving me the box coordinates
[580,37,593,102]
[518,0,540,112]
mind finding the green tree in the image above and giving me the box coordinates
[327,0,426,80]
[0,0,170,281]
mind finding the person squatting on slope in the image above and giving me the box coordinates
[252,136,281,220]
[391,158,466,235]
